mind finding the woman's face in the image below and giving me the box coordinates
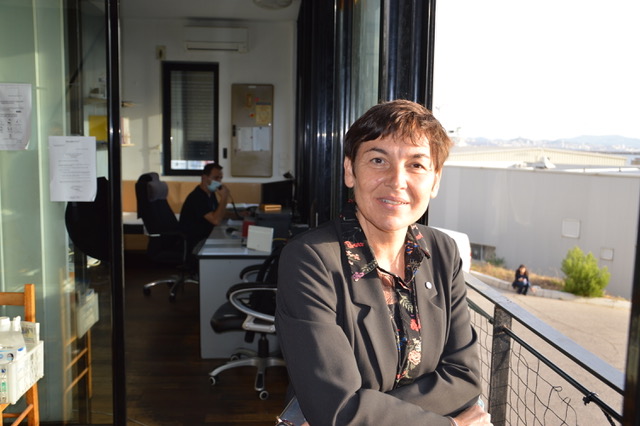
[344,135,441,238]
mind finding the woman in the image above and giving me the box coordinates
[513,265,530,295]
[275,100,491,425]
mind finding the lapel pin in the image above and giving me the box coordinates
[425,281,433,289]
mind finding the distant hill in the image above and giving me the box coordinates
[547,135,640,151]
[463,135,640,153]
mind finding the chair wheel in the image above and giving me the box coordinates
[143,288,151,295]
[169,294,176,302]
[230,353,241,361]
[209,376,217,386]
[258,390,269,400]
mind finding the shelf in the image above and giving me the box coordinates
[84,98,136,108]
[84,97,106,105]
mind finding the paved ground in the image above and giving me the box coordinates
[469,272,631,425]
[471,271,631,371]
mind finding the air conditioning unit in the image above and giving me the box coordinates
[184,27,248,53]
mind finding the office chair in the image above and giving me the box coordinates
[209,243,286,400]
[237,238,288,282]
[135,172,198,302]
[65,177,111,263]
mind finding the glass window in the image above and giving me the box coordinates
[434,0,639,143]
[162,61,219,175]
[350,0,380,120]
[432,4,639,419]
[433,1,640,289]
[432,0,638,373]
[0,0,115,423]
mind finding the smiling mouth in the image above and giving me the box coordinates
[380,198,408,206]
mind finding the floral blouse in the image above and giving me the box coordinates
[340,203,429,388]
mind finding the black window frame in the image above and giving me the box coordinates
[161,61,219,176]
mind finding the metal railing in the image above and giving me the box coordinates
[465,273,625,426]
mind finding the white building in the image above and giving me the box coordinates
[447,146,630,168]
[429,149,640,300]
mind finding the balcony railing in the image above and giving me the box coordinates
[465,273,625,426]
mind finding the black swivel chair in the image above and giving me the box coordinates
[209,242,286,400]
[65,177,111,263]
[135,172,198,302]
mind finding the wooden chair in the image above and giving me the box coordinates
[0,284,39,425]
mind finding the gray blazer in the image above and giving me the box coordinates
[275,219,482,426]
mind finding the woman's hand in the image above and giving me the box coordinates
[451,404,492,425]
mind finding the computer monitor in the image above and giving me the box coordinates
[260,180,293,209]
[255,210,291,240]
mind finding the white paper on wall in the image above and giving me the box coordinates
[0,83,32,151]
[48,136,97,202]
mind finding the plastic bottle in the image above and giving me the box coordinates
[0,316,26,364]
[0,316,9,333]
[11,316,25,349]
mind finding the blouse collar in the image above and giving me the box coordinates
[339,202,431,283]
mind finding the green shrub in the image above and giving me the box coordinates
[561,246,610,297]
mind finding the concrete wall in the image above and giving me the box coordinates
[429,165,640,299]
[120,18,296,183]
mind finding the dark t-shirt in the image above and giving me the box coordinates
[179,185,219,253]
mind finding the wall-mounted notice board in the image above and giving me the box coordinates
[231,84,273,177]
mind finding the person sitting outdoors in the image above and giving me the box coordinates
[275,100,492,425]
[179,163,230,266]
[512,264,530,295]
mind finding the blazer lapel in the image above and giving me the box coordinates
[414,253,446,370]
[350,274,398,389]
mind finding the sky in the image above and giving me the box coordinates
[433,0,640,141]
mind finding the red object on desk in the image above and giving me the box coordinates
[242,218,256,238]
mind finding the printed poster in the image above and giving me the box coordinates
[0,83,32,150]
[49,136,97,202]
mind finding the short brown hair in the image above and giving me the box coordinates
[343,100,452,172]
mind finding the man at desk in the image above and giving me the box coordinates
[180,163,231,264]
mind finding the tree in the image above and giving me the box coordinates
[561,246,610,297]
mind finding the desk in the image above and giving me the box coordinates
[197,226,270,358]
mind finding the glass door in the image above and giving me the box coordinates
[0,0,117,423]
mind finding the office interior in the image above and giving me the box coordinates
[0,0,438,423]
[3,0,639,424]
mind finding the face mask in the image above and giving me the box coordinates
[207,180,222,192]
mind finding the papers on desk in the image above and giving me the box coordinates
[246,225,273,252]
[227,203,259,210]
[199,221,274,255]
[203,225,242,249]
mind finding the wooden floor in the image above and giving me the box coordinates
[92,252,289,426]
